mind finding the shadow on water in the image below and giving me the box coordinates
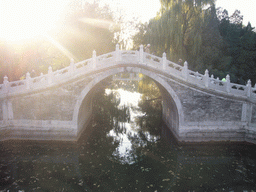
[1,75,256,191]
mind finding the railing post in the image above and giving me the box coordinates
[162,52,167,70]
[247,79,252,98]
[115,44,121,62]
[204,69,209,88]
[195,71,199,78]
[48,66,53,85]
[139,45,144,63]
[26,72,31,89]
[226,74,230,93]
[182,61,188,81]
[92,50,97,68]
[210,74,214,84]
[69,58,75,75]
[3,76,9,93]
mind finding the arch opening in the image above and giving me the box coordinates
[73,67,184,141]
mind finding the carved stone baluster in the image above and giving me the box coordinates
[247,79,252,98]
[26,72,31,89]
[162,52,167,70]
[3,76,9,93]
[139,44,144,63]
[204,69,209,88]
[183,61,188,81]
[195,71,199,79]
[226,74,230,93]
[210,74,214,84]
[115,44,121,62]
[92,50,97,68]
[48,66,53,85]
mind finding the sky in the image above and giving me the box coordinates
[0,0,71,42]
[215,0,256,27]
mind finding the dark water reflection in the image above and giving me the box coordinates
[1,77,256,191]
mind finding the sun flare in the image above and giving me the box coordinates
[0,0,70,42]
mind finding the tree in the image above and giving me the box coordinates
[133,2,256,85]
[230,10,243,25]
[136,0,215,64]
[196,5,226,77]
[132,23,148,50]
[235,23,256,84]
[217,8,256,85]
[216,7,229,21]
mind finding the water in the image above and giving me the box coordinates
[1,78,256,191]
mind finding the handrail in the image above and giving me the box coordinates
[0,44,255,102]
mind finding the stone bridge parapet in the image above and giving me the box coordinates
[1,44,256,102]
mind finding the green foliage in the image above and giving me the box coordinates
[132,23,148,50]
[135,0,214,63]
[132,2,256,85]
[195,5,224,73]
[219,11,256,84]
[136,75,162,136]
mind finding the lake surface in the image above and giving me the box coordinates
[1,77,256,191]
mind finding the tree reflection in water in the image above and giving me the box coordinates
[76,74,169,191]
[89,74,163,165]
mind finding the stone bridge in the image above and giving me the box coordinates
[1,44,256,144]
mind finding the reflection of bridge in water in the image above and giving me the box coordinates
[0,44,256,144]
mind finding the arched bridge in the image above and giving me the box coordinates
[1,44,256,144]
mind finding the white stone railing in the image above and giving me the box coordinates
[0,44,255,102]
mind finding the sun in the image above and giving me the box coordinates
[0,0,70,43]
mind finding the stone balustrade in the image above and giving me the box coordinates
[0,44,255,103]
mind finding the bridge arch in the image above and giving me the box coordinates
[72,66,184,139]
